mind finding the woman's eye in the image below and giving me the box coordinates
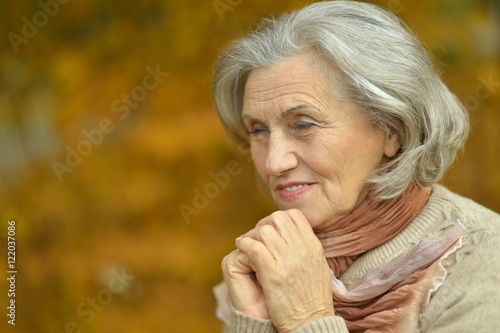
[247,125,269,136]
[293,121,316,131]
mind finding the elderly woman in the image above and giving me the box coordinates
[212,1,500,332]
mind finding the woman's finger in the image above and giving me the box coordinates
[235,236,276,273]
[252,210,303,245]
[221,250,270,319]
[221,249,252,277]
[286,209,318,240]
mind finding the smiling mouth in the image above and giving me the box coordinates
[277,183,315,201]
[281,184,310,192]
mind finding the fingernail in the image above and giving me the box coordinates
[235,235,243,243]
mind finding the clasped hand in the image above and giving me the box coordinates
[221,209,335,332]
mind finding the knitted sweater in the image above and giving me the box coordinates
[219,184,500,332]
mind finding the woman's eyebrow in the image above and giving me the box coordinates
[280,104,321,118]
[241,113,259,122]
[242,103,321,121]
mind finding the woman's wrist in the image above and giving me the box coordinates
[276,308,336,333]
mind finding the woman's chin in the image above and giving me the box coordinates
[272,191,347,229]
[275,204,332,230]
[302,211,332,230]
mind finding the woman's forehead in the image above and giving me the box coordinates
[243,57,333,111]
[242,58,347,120]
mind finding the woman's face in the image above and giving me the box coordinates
[242,52,399,229]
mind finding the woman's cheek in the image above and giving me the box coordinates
[250,155,269,191]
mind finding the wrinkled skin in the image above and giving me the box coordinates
[221,52,400,332]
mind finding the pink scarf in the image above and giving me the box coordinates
[315,183,466,332]
[315,182,431,276]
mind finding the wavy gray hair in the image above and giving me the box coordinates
[212,0,469,200]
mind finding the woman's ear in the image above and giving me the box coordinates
[384,132,401,158]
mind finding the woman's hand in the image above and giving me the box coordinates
[221,249,270,319]
[225,209,335,332]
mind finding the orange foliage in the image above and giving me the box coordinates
[0,0,498,332]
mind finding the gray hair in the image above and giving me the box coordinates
[212,0,469,200]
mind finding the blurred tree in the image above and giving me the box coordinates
[0,0,498,332]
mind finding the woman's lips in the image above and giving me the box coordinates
[277,183,314,202]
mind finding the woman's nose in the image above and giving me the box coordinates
[265,133,299,176]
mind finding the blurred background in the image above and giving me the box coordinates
[0,0,498,332]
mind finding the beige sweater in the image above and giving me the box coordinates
[220,185,500,332]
